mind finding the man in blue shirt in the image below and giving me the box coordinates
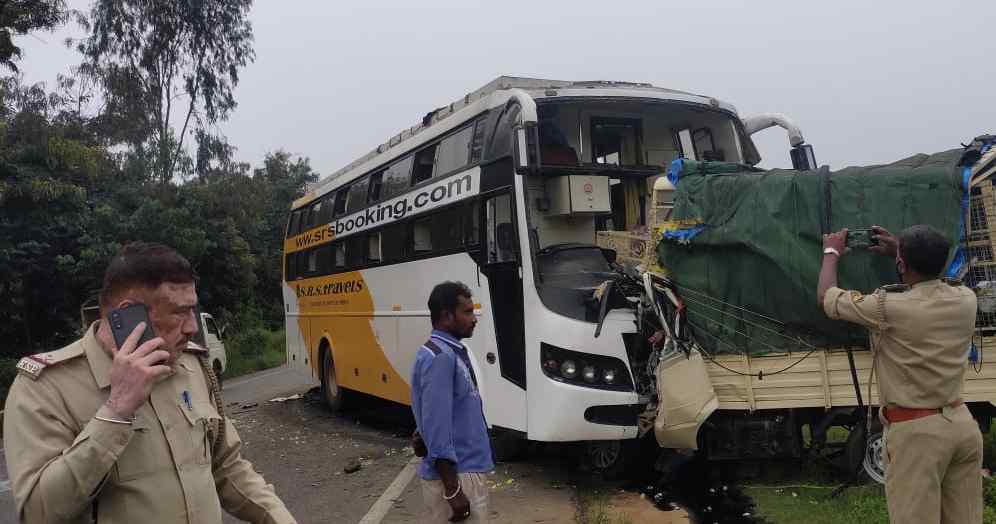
[411,281,494,523]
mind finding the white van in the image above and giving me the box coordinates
[196,312,228,382]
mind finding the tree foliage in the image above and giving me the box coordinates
[0,0,314,357]
[0,0,67,72]
[0,74,316,356]
[79,0,255,184]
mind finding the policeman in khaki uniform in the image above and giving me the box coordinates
[4,243,297,524]
[818,225,982,524]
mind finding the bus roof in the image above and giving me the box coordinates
[294,76,738,209]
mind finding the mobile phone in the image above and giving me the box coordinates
[846,228,879,250]
[109,303,158,351]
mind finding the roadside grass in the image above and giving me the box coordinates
[747,423,996,523]
[224,327,286,379]
[576,488,634,524]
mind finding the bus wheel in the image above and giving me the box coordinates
[491,429,526,463]
[585,439,636,479]
[321,348,348,412]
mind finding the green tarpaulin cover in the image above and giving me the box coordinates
[657,151,965,355]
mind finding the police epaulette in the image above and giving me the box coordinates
[15,343,85,380]
[881,283,910,293]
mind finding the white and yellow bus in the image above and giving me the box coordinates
[281,76,814,469]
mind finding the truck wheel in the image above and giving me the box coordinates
[862,432,886,484]
[321,348,348,412]
[213,360,224,386]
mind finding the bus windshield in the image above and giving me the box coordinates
[525,98,750,320]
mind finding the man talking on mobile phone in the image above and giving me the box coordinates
[4,242,297,523]
[411,282,494,523]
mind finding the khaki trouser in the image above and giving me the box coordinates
[883,403,983,524]
[420,472,490,523]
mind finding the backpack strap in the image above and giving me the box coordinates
[423,339,444,355]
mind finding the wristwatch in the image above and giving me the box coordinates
[823,247,841,257]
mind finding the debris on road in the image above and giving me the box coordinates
[269,394,303,403]
[344,459,363,474]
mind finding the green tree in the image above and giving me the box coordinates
[0,0,67,72]
[0,76,112,353]
[79,0,255,185]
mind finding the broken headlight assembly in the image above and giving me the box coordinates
[540,343,634,392]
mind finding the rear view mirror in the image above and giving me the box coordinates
[601,248,618,264]
[791,144,817,171]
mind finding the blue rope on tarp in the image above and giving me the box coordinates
[662,224,708,243]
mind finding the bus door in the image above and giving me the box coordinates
[479,191,528,431]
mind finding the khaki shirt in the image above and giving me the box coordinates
[823,279,977,409]
[3,324,295,524]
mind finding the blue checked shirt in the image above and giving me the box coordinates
[410,330,494,480]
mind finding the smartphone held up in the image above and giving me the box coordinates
[109,304,158,351]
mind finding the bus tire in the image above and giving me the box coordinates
[491,429,526,463]
[585,439,638,480]
[321,347,348,412]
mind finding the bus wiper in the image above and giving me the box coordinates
[593,280,615,338]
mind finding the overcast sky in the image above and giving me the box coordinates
[17,1,996,178]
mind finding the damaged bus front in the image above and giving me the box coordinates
[505,78,813,471]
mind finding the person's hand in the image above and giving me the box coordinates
[648,331,665,347]
[104,322,171,419]
[869,225,898,257]
[823,228,848,256]
[447,489,471,522]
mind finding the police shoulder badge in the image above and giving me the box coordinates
[16,343,85,380]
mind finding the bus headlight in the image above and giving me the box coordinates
[540,343,633,392]
[560,360,578,379]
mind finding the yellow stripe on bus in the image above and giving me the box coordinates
[284,223,335,254]
[294,272,410,405]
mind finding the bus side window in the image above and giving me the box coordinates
[318,194,334,225]
[317,243,333,275]
[412,145,438,186]
[334,242,346,269]
[306,248,319,274]
[413,216,432,253]
[381,222,408,262]
[368,171,384,204]
[285,253,296,280]
[486,194,518,264]
[346,176,370,215]
[333,188,348,217]
[382,156,414,200]
[368,232,382,263]
[347,235,366,267]
[306,200,322,229]
[287,210,302,238]
[463,201,480,246]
